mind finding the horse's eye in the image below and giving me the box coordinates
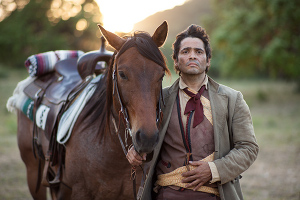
[118,71,127,80]
[159,75,165,82]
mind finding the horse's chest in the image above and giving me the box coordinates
[74,173,134,199]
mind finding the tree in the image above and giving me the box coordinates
[206,0,300,83]
[0,0,103,67]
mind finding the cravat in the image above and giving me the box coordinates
[183,85,205,128]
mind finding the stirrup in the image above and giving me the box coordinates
[41,154,61,187]
[49,166,61,187]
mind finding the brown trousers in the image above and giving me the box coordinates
[156,187,220,200]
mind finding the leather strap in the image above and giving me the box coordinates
[41,153,51,187]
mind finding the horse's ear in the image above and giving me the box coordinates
[98,24,126,51]
[152,21,168,47]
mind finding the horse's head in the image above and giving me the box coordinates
[98,21,169,154]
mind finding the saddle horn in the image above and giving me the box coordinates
[77,37,114,79]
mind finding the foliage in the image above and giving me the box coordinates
[0,0,102,67]
[206,0,300,82]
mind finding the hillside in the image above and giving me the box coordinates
[133,0,212,42]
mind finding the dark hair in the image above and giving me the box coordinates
[172,24,212,73]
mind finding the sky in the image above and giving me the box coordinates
[95,0,187,33]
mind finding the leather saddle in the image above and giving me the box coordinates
[23,37,113,140]
[21,38,113,189]
[24,58,82,140]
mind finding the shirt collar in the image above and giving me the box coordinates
[179,75,208,93]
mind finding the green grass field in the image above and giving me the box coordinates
[1,65,299,199]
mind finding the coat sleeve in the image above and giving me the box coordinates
[213,92,259,184]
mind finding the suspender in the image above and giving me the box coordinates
[176,93,194,166]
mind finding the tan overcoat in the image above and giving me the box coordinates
[141,77,259,200]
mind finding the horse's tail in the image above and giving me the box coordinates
[6,76,36,113]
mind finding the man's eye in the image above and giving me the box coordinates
[118,71,127,79]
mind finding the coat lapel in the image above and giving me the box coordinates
[151,79,179,166]
[159,79,179,140]
[208,77,228,160]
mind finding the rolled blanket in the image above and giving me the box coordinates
[25,50,84,77]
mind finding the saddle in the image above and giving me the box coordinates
[23,58,83,140]
[23,37,113,140]
[22,37,113,189]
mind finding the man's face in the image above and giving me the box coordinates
[175,37,210,76]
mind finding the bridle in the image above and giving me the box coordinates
[110,41,165,200]
[111,56,164,155]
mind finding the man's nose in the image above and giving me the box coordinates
[189,51,196,59]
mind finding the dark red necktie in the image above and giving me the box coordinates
[183,86,205,128]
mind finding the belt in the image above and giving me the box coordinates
[156,153,219,196]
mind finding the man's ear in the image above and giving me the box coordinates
[98,24,126,51]
[152,21,168,47]
[206,58,211,73]
[207,58,211,67]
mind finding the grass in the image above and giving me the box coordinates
[1,66,299,199]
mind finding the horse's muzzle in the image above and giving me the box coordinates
[134,129,159,154]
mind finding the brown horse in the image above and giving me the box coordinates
[15,21,169,199]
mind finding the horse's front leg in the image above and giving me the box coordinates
[17,111,47,199]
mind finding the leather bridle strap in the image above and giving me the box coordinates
[112,65,132,139]
[112,116,128,156]
[112,116,140,200]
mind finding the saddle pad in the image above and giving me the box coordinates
[7,76,50,131]
[56,74,104,144]
[16,91,51,131]
[18,93,35,121]
[7,76,36,114]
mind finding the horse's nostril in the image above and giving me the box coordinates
[135,129,159,151]
[135,130,142,144]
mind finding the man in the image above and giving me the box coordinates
[127,24,259,200]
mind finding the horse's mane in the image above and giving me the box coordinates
[81,31,170,138]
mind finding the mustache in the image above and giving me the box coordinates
[186,60,200,66]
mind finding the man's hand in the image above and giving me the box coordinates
[126,146,146,166]
[181,161,212,191]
